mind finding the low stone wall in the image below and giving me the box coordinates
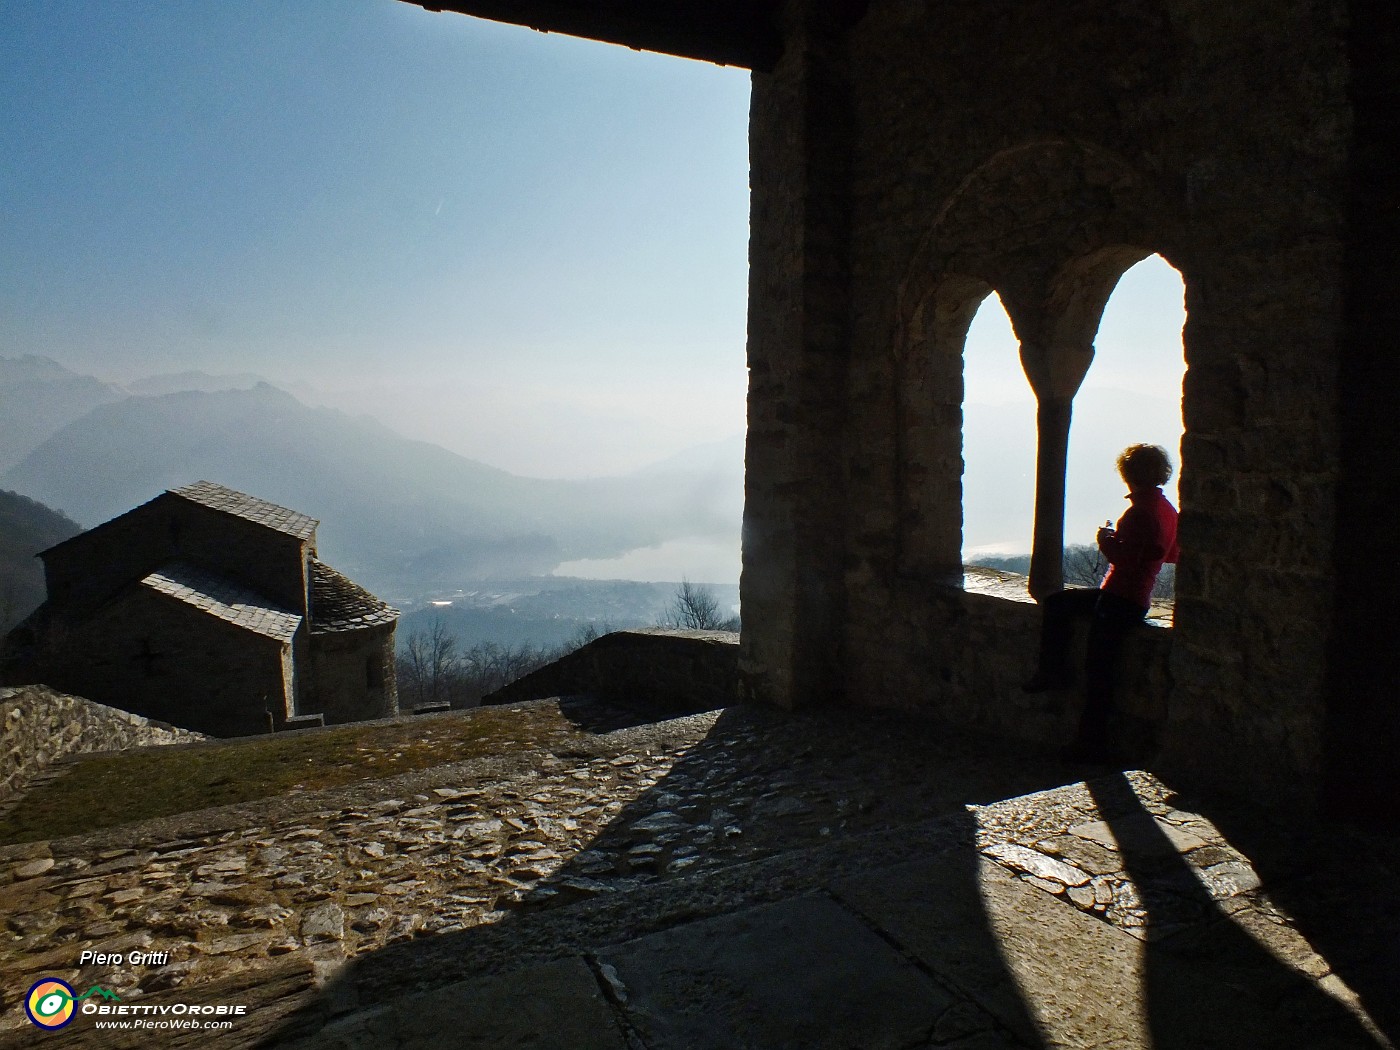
[946,587,1173,756]
[0,684,206,803]
[484,629,740,714]
[844,576,1174,763]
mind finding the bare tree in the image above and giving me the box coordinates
[1062,544,1107,588]
[1151,563,1176,601]
[662,579,737,631]
[1059,542,1175,600]
[400,618,460,708]
[395,617,635,711]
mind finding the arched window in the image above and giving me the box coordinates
[1066,255,1186,614]
[962,293,1037,580]
[959,255,1186,611]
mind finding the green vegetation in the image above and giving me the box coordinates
[0,704,584,846]
[0,488,81,632]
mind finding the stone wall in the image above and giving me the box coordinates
[0,684,204,803]
[484,629,739,714]
[305,624,399,725]
[36,586,293,738]
[1325,1,1400,820]
[42,493,310,616]
[884,580,1173,758]
[738,0,1363,810]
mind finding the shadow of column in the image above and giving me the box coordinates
[249,702,1067,1049]
[1188,796,1400,1045]
[1085,773,1389,1050]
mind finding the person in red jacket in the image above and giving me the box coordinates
[1023,443,1179,763]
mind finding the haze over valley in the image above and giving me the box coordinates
[0,356,742,605]
[0,341,1183,645]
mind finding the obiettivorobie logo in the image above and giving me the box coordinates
[25,979,120,1030]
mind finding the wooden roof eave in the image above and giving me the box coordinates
[400,0,784,71]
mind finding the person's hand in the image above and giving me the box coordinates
[1096,526,1115,545]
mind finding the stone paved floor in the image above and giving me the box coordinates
[1,698,1395,1048]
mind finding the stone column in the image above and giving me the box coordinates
[740,2,854,709]
[1018,330,1095,600]
[1028,395,1073,599]
[1324,0,1400,822]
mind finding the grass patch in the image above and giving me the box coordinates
[0,705,584,847]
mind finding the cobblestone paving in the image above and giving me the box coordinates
[971,774,1270,941]
[0,700,1078,1033]
[0,698,1391,1046]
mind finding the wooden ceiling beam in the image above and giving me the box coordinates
[401,1,783,71]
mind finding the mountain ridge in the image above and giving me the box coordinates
[0,372,742,596]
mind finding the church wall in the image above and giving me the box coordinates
[42,494,310,617]
[36,588,293,738]
[304,624,399,726]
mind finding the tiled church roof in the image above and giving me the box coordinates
[142,562,303,642]
[170,481,319,541]
[309,560,399,635]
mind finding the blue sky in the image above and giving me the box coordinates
[1,0,751,476]
[2,0,1187,570]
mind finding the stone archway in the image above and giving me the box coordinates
[894,140,1177,597]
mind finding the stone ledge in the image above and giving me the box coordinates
[1,685,206,805]
[862,577,1176,764]
[484,629,740,713]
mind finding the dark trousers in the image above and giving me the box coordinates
[1039,588,1147,746]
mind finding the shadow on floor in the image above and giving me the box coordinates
[201,704,1392,1049]
[1088,773,1390,1049]
[258,703,1070,1048]
[1172,784,1400,1046]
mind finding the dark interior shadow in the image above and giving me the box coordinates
[256,702,1069,1048]
[1186,794,1400,1044]
[551,693,688,735]
[1086,774,1388,1050]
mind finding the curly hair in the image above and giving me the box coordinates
[1116,444,1173,489]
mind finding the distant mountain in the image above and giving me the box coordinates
[124,370,269,396]
[630,433,745,478]
[0,489,81,632]
[1,383,743,595]
[0,356,126,473]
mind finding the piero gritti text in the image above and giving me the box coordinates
[79,949,171,966]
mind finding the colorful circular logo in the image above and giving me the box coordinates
[26,978,76,1029]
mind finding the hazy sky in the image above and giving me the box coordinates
[1,0,750,477]
[963,257,1187,556]
[2,0,1188,571]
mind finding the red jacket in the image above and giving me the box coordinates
[1098,487,1179,609]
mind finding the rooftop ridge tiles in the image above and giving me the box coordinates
[169,481,318,541]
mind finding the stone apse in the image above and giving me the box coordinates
[405,1,1398,819]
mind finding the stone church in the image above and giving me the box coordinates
[3,481,398,737]
[406,1,1398,821]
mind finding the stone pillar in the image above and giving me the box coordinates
[1018,324,1096,600]
[740,2,854,709]
[1028,396,1073,599]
